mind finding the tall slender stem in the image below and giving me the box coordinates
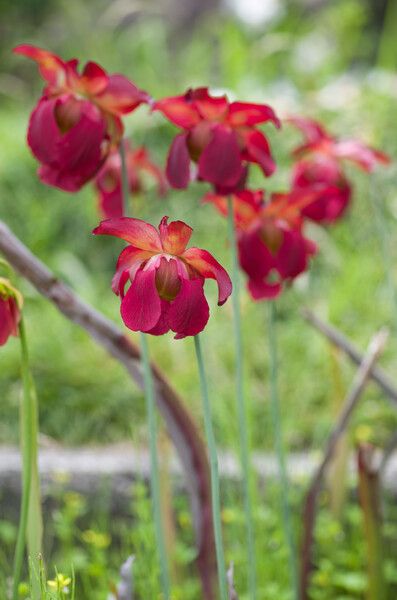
[227,196,256,598]
[12,314,33,600]
[267,301,298,598]
[120,138,170,596]
[140,331,171,599]
[194,334,228,600]
[119,141,130,217]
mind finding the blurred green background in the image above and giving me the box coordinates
[1,0,396,451]
[1,0,397,596]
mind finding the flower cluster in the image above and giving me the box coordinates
[93,216,232,338]
[204,189,317,299]
[14,45,150,192]
[288,117,391,224]
[153,87,280,189]
[14,44,391,333]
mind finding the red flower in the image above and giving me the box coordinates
[94,141,167,218]
[93,216,232,338]
[289,117,391,171]
[153,87,280,189]
[292,159,351,224]
[0,278,23,346]
[13,45,150,192]
[288,117,391,224]
[205,189,317,299]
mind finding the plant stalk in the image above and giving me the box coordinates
[227,196,256,599]
[12,314,33,600]
[139,331,171,599]
[194,334,228,600]
[267,301,298,598]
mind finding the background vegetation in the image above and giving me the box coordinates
[1,0,397,597]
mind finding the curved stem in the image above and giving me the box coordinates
[267,301,298,598]
[194,334,228,600]
[227,196,256,598]
[140,332,171,599]
[12,314,33,600]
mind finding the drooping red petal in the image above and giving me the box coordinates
[13,44,66,87]
[0,297,20,346]
[287,117,329,144]
[302,185,351,224]
[110,245,153,295]
[238,226,275,282]
[191,88,229,121]
[168,278,209,338]
[146,299,171,336]
[247,278,282,300]
[198,125,243,187]
[182,247,232,306]
[27,97,61,164]
[334,139,392,172]
[159,217,193,254]
[276,229,310,279]
[240,129,276,177]
[38,164,99,192]
[98,186,124,219]
[166,132,191,189]
[226,102,281,128]
[38,107,106,191]
[120,269,162,332]
[95,74,150,115]
[0,300,14,346]
[152,94,201,128]
[93,217,162,252]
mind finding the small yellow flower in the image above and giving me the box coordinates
[47,573,71,590]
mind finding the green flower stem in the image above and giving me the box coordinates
[227,196,256,599]
[139,331,171,600]
[267,301,298,598]
[120,138,169,597]
[12,314,33,600]
[194,334,228,600]
[119,141,130,217]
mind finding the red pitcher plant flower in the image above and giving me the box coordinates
[204,189,317,299]
[94,141,167,218]
[289,116,391,224]
[13,45,150,192]
[153,87,280,189]
[93,216,232,338]
[0,278,23,346]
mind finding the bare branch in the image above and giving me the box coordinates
[301,309,397,406]
[299,328,388,600]
[0,219,216,600]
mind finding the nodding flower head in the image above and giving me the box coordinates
[0,278,23,346]
[205,189,317,300]
[93,216,232,338]
[13,44,150,192]
[153,87,280,189]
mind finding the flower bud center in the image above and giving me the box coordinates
[187,121,213,162]
[155,257,182,301]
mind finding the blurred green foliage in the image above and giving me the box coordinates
[1,0,397,453]
[1,1,397,595]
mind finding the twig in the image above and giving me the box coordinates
[0,219,216,600]
[299,328,389,600]
[301,309,397,406]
